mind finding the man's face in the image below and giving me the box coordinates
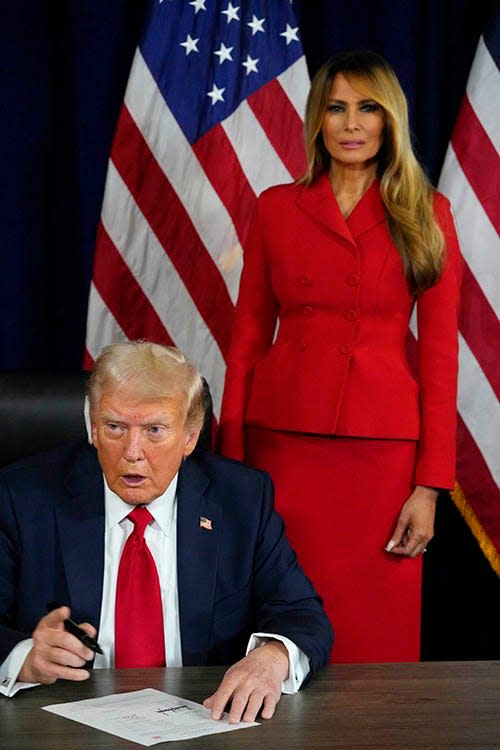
[91,385,200,505]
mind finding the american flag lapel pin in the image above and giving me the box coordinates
[199,516,213,531]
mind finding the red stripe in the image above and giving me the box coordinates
[451,95,500,235]
[459,261,500,399]
[247,79,307,179]
[111,105,234,358]
[92,222,175,347]
[83,347,94,370]
[193,123,257,245]
[456,415,500,552]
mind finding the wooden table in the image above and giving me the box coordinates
[1,662,499,749]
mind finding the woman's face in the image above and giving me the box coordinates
[321,73,385,172]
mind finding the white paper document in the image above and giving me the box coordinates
[43,688,259,745]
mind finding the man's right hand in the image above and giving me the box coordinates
[19,606,95,685]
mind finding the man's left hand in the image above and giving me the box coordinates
[203,640,289,723]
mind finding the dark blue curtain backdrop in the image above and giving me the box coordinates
[1,0,499,659]
[0,1,149,369]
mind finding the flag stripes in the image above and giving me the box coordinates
[84,285,126,370]
[465,37,500,158]
[451,98,500,234]
[111,106,235,358]
[439,13,500,576]
[247,79,307,177]
[277,57,310,118]
[93,223,173,348]
[192,124,255,246]
[222,100,293,193]
[459,265,500,397]
[457,333,500,486]
[125,52,242,299]
[85,2,308,420]
[442,149,500,312]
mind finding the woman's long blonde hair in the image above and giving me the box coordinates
[302,51,444,294]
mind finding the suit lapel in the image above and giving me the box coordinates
[176,457,221,665]
[296,173,387,245]
[296,172,356,247]
[347,178,387,239]
[54,447,224,662]
[55,444,105,630]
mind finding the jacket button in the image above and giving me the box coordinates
[345,310,358,322]
[298,274,312,286]
[346,273,360,286]
[296,339,307,351]
[339,343,352,355]
[303,306,315,317]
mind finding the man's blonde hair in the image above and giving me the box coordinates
[88,341,205,431]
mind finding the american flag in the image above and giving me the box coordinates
[199,515,213,531]
[84,0,309,419]
[437,10,500,576]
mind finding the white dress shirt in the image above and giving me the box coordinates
[0,473,309,697]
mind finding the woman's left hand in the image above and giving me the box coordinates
[385,485,438,557]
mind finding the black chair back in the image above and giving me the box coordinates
[0,372,88,468]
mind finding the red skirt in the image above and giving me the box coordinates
[245,427,422,663]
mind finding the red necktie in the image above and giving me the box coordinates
[115,506,166,668]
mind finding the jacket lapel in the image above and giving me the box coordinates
[56,444,105,630]
[54,446,224,662]
[347,178,387,239]
[296,173,387,245]
[295,172,356,247]
[176,457,222,665]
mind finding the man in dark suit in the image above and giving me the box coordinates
[0,341,332,722]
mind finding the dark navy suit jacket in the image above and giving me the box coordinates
[0,441,332,677]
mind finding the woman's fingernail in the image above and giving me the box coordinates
[385,540,395,552]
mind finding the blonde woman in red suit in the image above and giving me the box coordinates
[218,51,462,663]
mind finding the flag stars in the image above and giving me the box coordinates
[207,83,225,105]
[180,33,199,55]
[189,0,206,12]
[247,14,265,35]
[214,42,234,64]
[242,54,259,75]
[281,24,299,44]
[222,2,240,24]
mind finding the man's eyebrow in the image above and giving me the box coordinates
[99,411,120,421]
[99,412,172,424]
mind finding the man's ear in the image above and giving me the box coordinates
[84,396,94,444]
[91,423,98,447]
[183,427,202,457]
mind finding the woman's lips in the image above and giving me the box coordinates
[340,140,366,149]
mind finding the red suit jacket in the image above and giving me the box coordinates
[219,174,462,489]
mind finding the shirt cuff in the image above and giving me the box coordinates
[246,632,310,693]
[0,639,39,698]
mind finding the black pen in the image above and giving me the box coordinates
[46,601,103,655]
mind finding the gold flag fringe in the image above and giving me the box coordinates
[451,482,500,578]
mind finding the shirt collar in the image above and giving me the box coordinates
[104,473,179,536]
